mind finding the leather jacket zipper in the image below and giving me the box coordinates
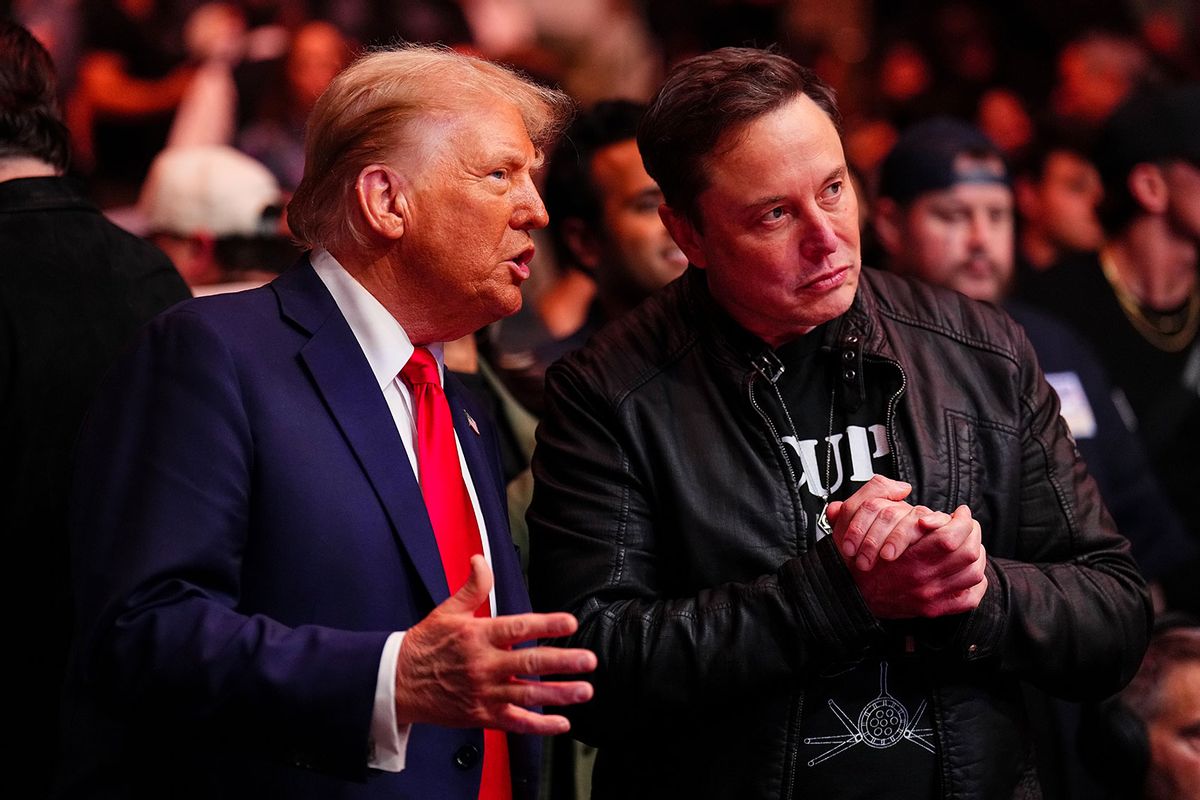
[865,353,908,481]
[747,351,810,800]
[783,691,805,800]
[747,352,800,490]
[746,352,805,549]
[859,353,959,799]
[752,347,913,800]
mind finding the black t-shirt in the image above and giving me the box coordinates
[775,327,938,799]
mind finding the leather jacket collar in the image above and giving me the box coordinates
[681,265,883,411]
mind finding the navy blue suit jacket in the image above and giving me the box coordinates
[57,259,538,799]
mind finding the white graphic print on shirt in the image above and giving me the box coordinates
[781,424,889,539]
[804,661,935,767]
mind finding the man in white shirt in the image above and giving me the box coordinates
[57,45,594,800]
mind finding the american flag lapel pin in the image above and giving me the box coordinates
[466,412,480,436]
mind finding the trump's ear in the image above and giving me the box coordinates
[659,203,705,269]
[355,164,409,240]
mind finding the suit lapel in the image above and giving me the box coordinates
[445,375,529,616]
[275,260,451,605]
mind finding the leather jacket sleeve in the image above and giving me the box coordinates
[945,321,1152,700]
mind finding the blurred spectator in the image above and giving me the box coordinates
[525,0,662,106]
[869,2,1003,123]
[975,87,1033,162]
[136,144,296,291]
[1051,30,1156,133]
[167,2,249,149]
[844,116,899,183]
[459,0,538,61]
[545,101,686,329]
[237,19,353,192]
[841,37,932,178]
[878,39,933,110]
[1080,616,1200,800]
[1012,131,1105,277]
[13,0,85,97]
[873,116,1195,601]
[329,0,472,49]
[485,100,686,415]
[780,0,872,91]
[0,22,190,793]
[1136,1,1200,82]
[928,1,1000,110]
[495,101,688,798]
[1019,85,1200,594]
[66,0,197,206]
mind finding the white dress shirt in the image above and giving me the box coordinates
[311,249,498,772]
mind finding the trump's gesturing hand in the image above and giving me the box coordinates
[393,555,597,735]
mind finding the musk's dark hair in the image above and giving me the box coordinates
[0,21,70,171]
[544,99,646,270]
[637,47,840,226]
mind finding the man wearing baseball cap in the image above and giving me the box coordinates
[137,145,296,292]
[874,116,1196,610]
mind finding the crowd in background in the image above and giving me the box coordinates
[7,1,1198,270]
[9,2,1197,211]
[4,2,1199,799]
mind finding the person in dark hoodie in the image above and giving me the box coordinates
[0,20,190,794]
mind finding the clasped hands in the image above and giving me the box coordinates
[393,555,596,735]
[826,475,988,619]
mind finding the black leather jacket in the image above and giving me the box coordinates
[529,267,1150,799]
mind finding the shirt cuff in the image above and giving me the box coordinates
[369,631,411,772]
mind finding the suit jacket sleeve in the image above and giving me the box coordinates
[70,305,391,780]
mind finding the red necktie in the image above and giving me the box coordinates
[400,346,511,800]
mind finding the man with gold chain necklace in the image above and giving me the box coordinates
[1021,84,1200,575]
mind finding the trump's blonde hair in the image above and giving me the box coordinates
[288,45,573,252]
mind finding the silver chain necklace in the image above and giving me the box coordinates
[777,381,839,538]
[815,385,838,537]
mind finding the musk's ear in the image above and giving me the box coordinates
[871,197,905,257]
[659,203,705,269]
[355,164,410,240]
[1127,163,1169,215]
